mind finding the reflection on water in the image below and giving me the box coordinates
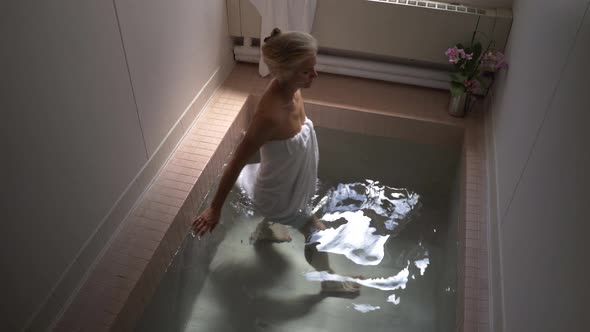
[313,179,421,234]
[230,185,256,217]
[304,267,409,292]
[387,294,401,305]
[414,258,430,276]
[231,178,437,310]
[304,179,430,308]
[308,210,389,265]
[351,303,381,313]
[230,178,432,305]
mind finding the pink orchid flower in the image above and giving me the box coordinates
[445,47,461,64]
[495,54,509,70]
[463,79,480,94]
[481,50,509,72]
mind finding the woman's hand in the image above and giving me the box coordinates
[192,207,221,237]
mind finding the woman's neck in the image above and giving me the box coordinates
[276,79,298,100]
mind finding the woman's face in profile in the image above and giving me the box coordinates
[290,55,318,89]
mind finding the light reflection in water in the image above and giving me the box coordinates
[308,210,389,265]
[314,179,420,233]
[310,180,425,269]
[352,303,381,313]
[307,180,429,306]
[234,178,432,307]
[387,294,401,305]
[304,267,410,291]
[414,258,430,276]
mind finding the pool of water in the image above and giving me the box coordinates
[136,127,461,332]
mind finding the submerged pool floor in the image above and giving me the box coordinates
[137,128,459,332]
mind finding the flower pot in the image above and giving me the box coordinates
[466,93,478,112]
[448,92,467,117]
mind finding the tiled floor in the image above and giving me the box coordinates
[55,63,488,332]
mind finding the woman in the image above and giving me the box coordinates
[192,28,359,294]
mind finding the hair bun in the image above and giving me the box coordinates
[264,28,282,43]
[271,27,282,37]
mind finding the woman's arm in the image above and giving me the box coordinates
[191,114,275,236]
[210,117,271,210]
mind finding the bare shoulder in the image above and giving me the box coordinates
[259,86,286,108]
[255,93,283,124]
[250,109,276,130]
[242,102,278,143]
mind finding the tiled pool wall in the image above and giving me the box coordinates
[55,86,488,332]
[460,111,489,332]
[53,92,254,331]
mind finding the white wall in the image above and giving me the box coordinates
[487,0,590,330]
[115,0,234,156]
[1,1,234,331]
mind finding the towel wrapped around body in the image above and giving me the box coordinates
[238,117,318,229]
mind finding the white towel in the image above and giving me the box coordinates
[249,0,317,76]
[237,117,319,228]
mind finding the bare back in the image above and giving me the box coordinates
[252,80,307,142]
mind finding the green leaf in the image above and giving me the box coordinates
[478,75,492,87]
[472,42,483,61]
[450,82,466,96]
[464,60,478,76]
[451,73,467,82]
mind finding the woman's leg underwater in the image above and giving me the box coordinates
[298,215,360,295]
[250,219,292,243]
[298,215,333,273]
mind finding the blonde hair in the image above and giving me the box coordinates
[261,28,318,81]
